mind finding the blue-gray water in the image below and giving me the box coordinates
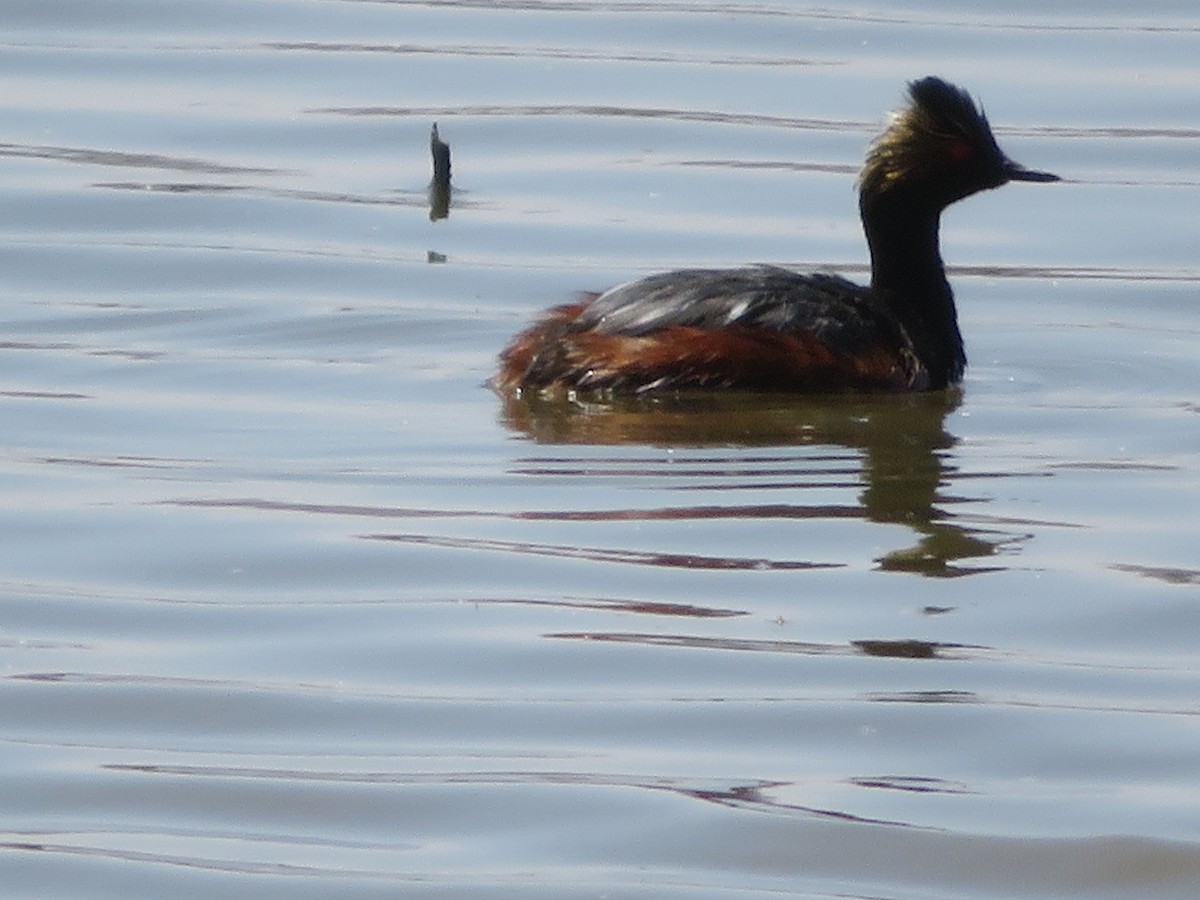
[2,2,1199,897]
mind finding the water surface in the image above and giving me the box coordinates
[2,1,1199,898]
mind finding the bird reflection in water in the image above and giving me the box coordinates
[498,389,1018,577]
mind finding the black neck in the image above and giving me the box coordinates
[860,191,965,388]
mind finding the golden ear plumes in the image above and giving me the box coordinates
[859,77,1002,198]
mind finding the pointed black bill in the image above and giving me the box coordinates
[1003,158,1059,183]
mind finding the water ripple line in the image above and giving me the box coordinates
[358,531,840,570]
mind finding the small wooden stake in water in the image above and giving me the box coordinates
[429,122,451,221]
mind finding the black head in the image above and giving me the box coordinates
[859,77,1058,210]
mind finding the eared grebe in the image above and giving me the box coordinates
[494,77,1058,395]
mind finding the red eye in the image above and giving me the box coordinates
[946,140,973,161]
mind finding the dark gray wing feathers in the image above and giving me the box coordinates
[574,264,906,354]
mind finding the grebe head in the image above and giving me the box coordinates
[859,77,1058,210]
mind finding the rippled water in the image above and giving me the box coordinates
[2,2,1200,898]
